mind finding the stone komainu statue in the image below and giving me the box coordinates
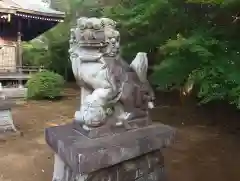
[69,17,155,130]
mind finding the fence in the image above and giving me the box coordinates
[0,65,44,81]
[0,65,44,73]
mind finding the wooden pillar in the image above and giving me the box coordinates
[17,20,23,87]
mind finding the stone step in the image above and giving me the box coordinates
[0,88,27,99]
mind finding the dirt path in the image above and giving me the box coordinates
[0,88,79,181]
[151,105,240,181]
[165,126,240,181]
[0,89,240,181]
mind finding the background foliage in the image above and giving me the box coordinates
[24,0,240,108]
[104,0,240,108]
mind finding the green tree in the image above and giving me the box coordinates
[103,0,240,108]
[23,0,240,108]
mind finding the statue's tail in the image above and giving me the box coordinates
[130,52,155,108]
[130,52,148,83]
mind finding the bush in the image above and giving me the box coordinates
[26,71,65,100]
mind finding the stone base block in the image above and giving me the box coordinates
[0,100,17,135]
[45,123,175,176]
[0,88,27,99]
[53,150,165,181]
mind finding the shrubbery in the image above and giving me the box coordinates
[26,71,65,100]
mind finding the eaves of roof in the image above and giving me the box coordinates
[0,0,65,18]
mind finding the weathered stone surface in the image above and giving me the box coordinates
[53,150,165,181]
[47,16,175,181]
[0,100,16,133]
[70,17,155,130]
[45,123,175,175]
[0,88,27,99]
[0,100,14,110]
[72,117,150,139]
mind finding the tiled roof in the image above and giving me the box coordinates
[0,0,65,17]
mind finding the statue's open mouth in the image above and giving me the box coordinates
[78,42,108,48]
[78,53,103,62]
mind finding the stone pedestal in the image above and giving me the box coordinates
[0,100,18,138]
[0,87,27,99]
[45,123,175,181]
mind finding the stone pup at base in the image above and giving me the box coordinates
[45,17,175,181]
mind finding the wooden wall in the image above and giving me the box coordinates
[0,37,17,73]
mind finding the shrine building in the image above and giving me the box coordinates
[0,0,65,83]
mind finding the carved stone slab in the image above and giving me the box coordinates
[45,123,175,175]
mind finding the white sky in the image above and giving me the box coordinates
[11,0,51,8]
